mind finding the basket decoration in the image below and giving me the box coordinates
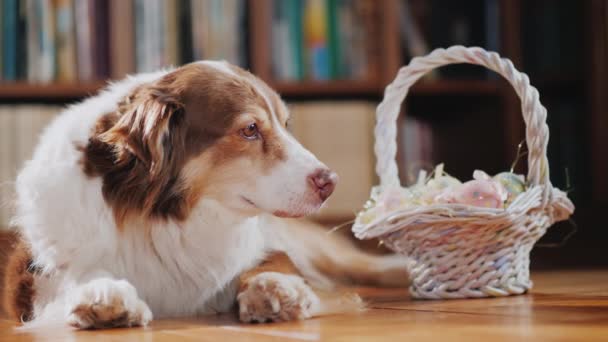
[352,46,575,299]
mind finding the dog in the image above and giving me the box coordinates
[1,61,408,329]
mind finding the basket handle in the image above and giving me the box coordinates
[375,46,552,203]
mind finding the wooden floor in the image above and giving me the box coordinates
[1,270,607,341]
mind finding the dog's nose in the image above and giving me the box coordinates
[308,169,338,201]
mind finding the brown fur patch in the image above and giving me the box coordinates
[80,62,290,226]
[0,230,18,318]
[2,235,36,322]
[238,252,301,293]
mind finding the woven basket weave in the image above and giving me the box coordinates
[352,46,575,299]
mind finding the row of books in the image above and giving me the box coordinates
[0,0,246,83]
[271,0,378,82]
[0,106,60,227]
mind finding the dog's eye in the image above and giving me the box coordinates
[240,123,259,140]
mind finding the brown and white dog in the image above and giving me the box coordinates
[1,61,407,329]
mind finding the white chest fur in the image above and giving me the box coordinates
[110,201,267,317]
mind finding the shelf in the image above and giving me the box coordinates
[270,79,502,98]
[0,79,503,101]
[270,79,382,97]
[0,82,107,100]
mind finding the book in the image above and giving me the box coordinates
[16,0,28,80]
[190,0,205,61]
[272,0,292,80]
[25,0,56,83]
[357,0,378,80]
[92,0,110,78]
[349,0,370,79]
[134,0,146,72]
[39,0,57,83]
[54,0,77,82]
[178,0,193,64]
[2,0,18,81]
[0,5,3,81]
[304,0,330,80]
[336,0,355,78]
[164,0,179,67]
[74,0,94,80]
[287,0,304,79]
[289,101,376,220]
[326,0,340,79]
[26,0,41,82]
[109,0,135,79]
[148,0,164,70]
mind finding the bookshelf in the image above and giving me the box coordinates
[0,1,606,265]
[0,82,106,100]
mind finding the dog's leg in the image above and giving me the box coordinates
[66,277,152,329]
[237,252,362,323]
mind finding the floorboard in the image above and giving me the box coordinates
[1,270,606,341]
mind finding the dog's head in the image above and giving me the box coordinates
[82,61,337,224]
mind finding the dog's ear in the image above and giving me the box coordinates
[81,74,191,224]
[100,79,186,179]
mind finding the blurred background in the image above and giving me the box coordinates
[0,0,606,268]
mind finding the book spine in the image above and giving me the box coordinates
[25,0,39,82]
[39,0,56,83]
[109,0,135,79]
[16,1,28,80]
[190,0,204,60]
[287,0,304,80]
[74,0,93,81]
[326,0,340,79]
[54,0,77,82]
[304,0,329,80]
[178,0,193,64]
[152,0,164,69]
[164,0,179,67]
[350,1,368,79]
[92,0,110,78]
[336,1,354,79]
[2,0,17,81]
[0,4,3,81]
[271,0,288,80]
[359,0,378,80]
[235,0,247,67]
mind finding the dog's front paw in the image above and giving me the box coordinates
[66,278,152,329]
[237,272,320,323]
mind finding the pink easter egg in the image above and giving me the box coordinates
[453,179,507,208]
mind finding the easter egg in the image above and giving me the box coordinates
[493,172,526,202]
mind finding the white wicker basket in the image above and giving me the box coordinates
[352,46,575,299]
